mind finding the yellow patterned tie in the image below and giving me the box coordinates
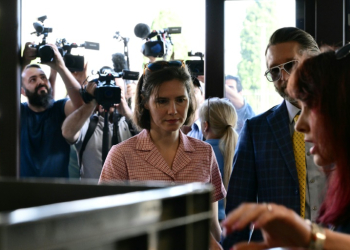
[293,115,306,218]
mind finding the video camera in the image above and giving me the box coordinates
[56,38,100,72]
[30,15,99,72]
[91,67,139,109]
[134,23,181,58]
[186,51,204,76]
[30,16,57,63]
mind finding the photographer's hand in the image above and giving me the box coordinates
[43,43,65,71]
[225,83,244,109]
[22,42,37,70]
[147,56,156,63]
[43,43,84,115]
[86,79,97,97]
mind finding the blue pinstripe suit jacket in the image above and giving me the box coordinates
[223,100,300,248]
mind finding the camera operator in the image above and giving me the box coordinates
[22,42,58,98]
[20,43,84,178]
[61,71,137,182]
[225,75,255,134]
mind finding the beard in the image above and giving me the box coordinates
[24,85,53,109]
[274,80,298,106]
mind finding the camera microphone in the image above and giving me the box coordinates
[134,23,151,39]
[33,22,44,34]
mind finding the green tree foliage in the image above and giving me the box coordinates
[237,1,278,90]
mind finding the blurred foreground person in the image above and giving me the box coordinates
[223,45,350,250]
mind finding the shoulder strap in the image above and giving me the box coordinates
[112,113,122,146]
[79,115,99,170]
[126,118,139,136]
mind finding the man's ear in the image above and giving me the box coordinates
[21,87,26,97]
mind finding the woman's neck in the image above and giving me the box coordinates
[149,129,180,149]
[204,130,220,140]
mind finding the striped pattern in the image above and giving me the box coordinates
[99,129,226,202]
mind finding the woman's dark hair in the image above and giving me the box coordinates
[133,64,196,130]
[289,50,350,226]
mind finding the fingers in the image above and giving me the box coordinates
[86,81,96,95]
[83,61,88,72]
[231,242,268,250]
[23,42,37,63]
[222,203,274,235]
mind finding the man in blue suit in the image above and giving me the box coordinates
[223,27,327,249]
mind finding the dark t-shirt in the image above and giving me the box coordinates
[20,99,70,178]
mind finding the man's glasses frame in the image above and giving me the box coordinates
[335,43,350,60]
[264,60,298,82]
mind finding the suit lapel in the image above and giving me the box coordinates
[267,101,298,182]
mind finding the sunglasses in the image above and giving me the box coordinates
[264,60,298,82]
[143,60,185,75]
[335,43,350,60]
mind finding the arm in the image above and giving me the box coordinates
[324,229,350,250]
[208,147,225,243]
[211,201,222,241]
[43,43,83,116]
[210,233,223,250]
[49,69,57,98]
[116,87,133,120]
[62,81,97,144]
[222,203,350,250]
[225,84,244,109]
[72,62,88,86]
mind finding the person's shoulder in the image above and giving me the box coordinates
[20,102,27,110]
[246,102,284,123]
[109,132,141,155]
[54,98,69,106]
[116,134,138,148]
[183,134,211,150]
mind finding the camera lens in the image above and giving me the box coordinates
[38,45,54,62]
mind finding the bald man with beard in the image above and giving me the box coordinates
[20,43,83,178]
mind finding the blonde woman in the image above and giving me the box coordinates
[199,97,238,221]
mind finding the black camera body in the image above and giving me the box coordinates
[58,39,100,72]
[30,16,64,63]
[186,51,204,76]
[30,16,99,71]
[135,24,181,58]
[92,68,139,109]
[143,39,166,57]
[31,43,63,63]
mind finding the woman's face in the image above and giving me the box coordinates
[146,79,189,134]
[295,101,334,167]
